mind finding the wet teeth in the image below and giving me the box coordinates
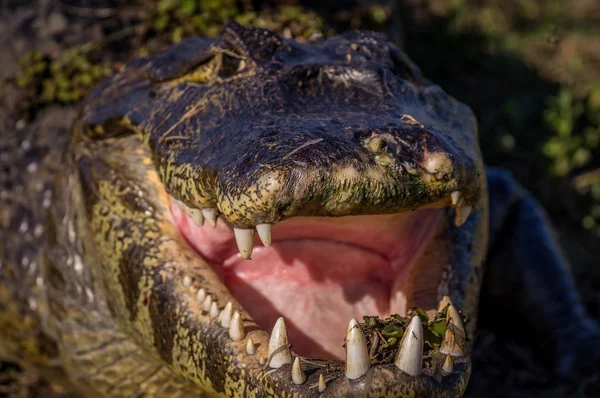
[229,311,245,341]
[220,302,233,327]
[292,357,306,385]
[209,302,220,319]
[442,354,454,372]
[256,223,272,247]
[454,205,472,227]
[345,319,370,380]
[246,338,256,355]
[268,317,292,368]
[394,315,423,376]
[197,288,206,303]
[233,228,254,260]
[189,208,204,226]
[318,374,326,392]
[450,191,461,206]
[202,208,218,228]
[203,295,212,312]
[440,303,466,356]
[183,275,192,288]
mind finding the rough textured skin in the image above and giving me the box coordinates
[1,19,598,398]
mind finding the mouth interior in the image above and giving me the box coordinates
[171,201,444,359]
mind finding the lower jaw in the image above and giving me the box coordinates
[171,200,448,360]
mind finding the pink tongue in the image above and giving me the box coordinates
[171,202,441,359]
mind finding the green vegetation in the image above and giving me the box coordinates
[151,0,327,44]
[16,48,113,109]
[362,305,464,364]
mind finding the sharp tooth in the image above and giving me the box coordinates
[189,208,204,226]
[202,295,212,312]
[233,228,254,260]
[183,275,192,288]
[446,305,465,334]
[394,315,423,376]
[196,288,206,303]
[454,205,472,227]
[438,295,452,312]
[209,302,220,319]
[345,318,370,380]
[202,208,218,228]
[256,223,272,247]
[442,354,454,372]
[229,311,245,341]
[246,338,256,355]
[181,202,193,217]
[268,317,292,368]
[450,191,461,205]
[439,304,466,356]
[220,302,233,327]
[292,357,306,385]
[175,199,186,213]
[318,374,326,392]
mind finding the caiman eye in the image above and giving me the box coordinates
[219,53,247,78]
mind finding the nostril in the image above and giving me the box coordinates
[421,151,452,176]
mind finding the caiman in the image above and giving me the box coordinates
[1,21,600,397]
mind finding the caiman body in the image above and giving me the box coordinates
[1,21,599,397]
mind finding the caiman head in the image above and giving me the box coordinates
[71,22,487,396]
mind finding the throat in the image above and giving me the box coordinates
[171,202,444,359]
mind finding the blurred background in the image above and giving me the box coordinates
[2,0,600,396]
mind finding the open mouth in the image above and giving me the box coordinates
[171,198,453,360]
[166,187,474,389]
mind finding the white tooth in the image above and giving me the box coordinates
[292,357,306,385]
[175,199,186,213]
[203,295,212,312]
[318,374,326,392]
[202,208,218,228]
[259,356,266,366]
[220,302,233,328]
[189,208,204,226]
[454,205,472,227]
[196,288,206,303]
[439,304,466,356]
[209,302,220,319]
[181,203,193,217]
[394,315,423,376]
[233,228,254,260]
[450,191,461,205]
[256,223,272,247]
[345,319,370,380]
[246,338,256,355]
[438,295,452,312]
[442,354,454,372]
[268,317,292,368]
[183,275,192,288]
[446,305,465,334]
[229,311,245,341]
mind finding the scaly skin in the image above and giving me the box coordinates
[1,22,486,396]
[9,20,599,398]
